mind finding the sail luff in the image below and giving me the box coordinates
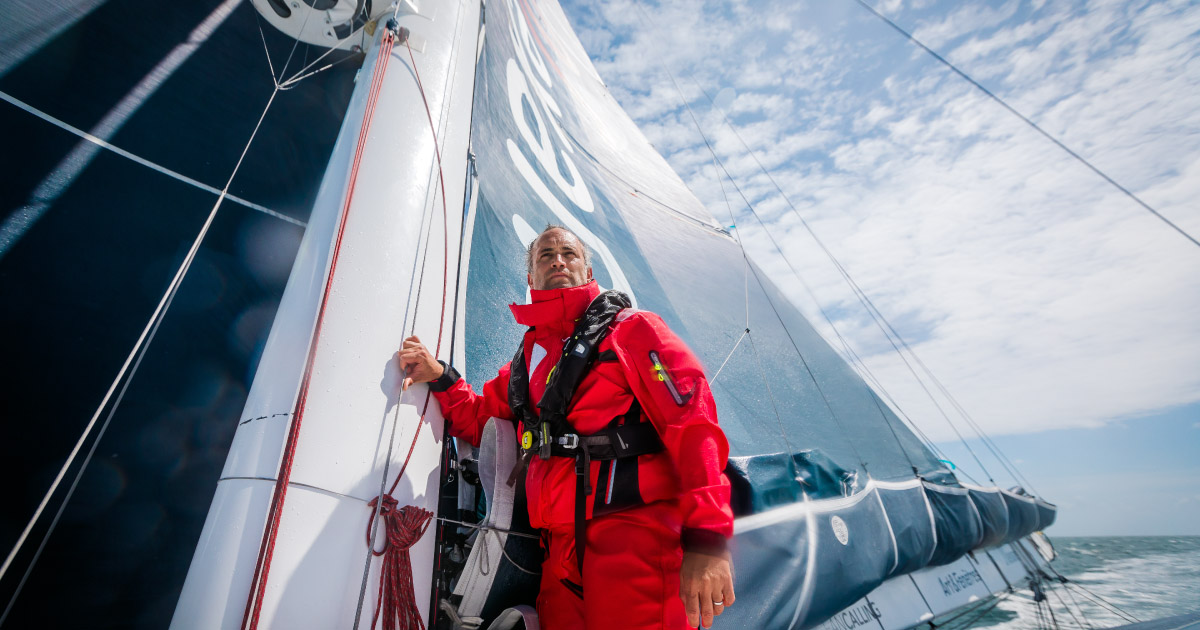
[170,0,482,626]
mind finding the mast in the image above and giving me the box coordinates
[171,0,480,626]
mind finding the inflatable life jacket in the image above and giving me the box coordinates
[506,290,664,572]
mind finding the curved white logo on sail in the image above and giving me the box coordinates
[502,0,635,305]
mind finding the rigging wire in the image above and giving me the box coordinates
[0,81,282,622]
[0,90,301,226]
[276,30,369,90]
[1060,581,1139,623]
[709,328,748,385]
[273,4,313,81]
[555,125,728,234]
[732,171,925,476]
[910,356,1039,493]
[253,3,370,92]
[1,255,180,626]
[1043,587,1063,630]
[745,332,797,458]
[1024,544,1139,624]
[1055,579,1095,630]
[1010,539,1104,630]
[1047,584,1091,630]
[668,70,938,478]
[681,72,1003,486]
[628,0,797,460]
[435,517,541,541]
[851,0,1200,252]
[937,593,1009,630]
[705,125,754,388]
[640,21,878,471]
[1029,594,1050,630]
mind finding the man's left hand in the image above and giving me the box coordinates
[680,550,735,628]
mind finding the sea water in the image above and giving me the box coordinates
[970,536,1200,630]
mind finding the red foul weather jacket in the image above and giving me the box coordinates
[428,281,733,549]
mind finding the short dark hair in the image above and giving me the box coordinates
[526,224,591,273]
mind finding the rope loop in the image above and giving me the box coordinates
[366,496,434,630]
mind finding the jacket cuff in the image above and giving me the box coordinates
[428,361,461,393]
[681,527,728,555]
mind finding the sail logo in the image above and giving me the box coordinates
[831,515,850,545]
[501,0,635,304]
[814,601,882,630]
[936,569,983,596]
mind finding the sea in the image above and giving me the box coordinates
[967,536,1200,630]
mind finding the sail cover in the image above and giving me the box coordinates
[455,0,1054,626]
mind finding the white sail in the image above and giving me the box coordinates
[172,0,480,626]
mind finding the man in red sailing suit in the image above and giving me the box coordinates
[400,226,735,629]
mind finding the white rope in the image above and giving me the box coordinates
[352,374,408,629]
[0,0,252,262]
[0,263,180,626]
[0,90,303,227]
[0,83,281,594]
[256,11,280,84]
[436,517,541,541]
[277,27,367,90]
[471,524,541,576]
[709,328,748,386]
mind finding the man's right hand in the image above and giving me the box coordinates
[398,335,444,390]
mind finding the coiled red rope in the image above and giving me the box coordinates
[366,497,434,630]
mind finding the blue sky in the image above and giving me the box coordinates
[557,0,1200,536]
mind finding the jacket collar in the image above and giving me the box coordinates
[510,280,602,329]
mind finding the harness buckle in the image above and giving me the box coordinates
[559,433,580,450]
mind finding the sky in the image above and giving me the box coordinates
[557,0,1200,535]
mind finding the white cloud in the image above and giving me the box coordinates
[561,0,1200,442]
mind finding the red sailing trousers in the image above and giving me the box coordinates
[536,500,691,630]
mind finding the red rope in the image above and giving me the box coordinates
[366,498,434,630]
[404,36,450,361]
[240,24,454,630]
[360,33,454,630]
[241,31,398,630]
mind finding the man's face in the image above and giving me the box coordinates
[527,229,593,290]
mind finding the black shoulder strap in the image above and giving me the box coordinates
[536,291,631,433]
[505,291,631,436]
[507,328,537,428]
